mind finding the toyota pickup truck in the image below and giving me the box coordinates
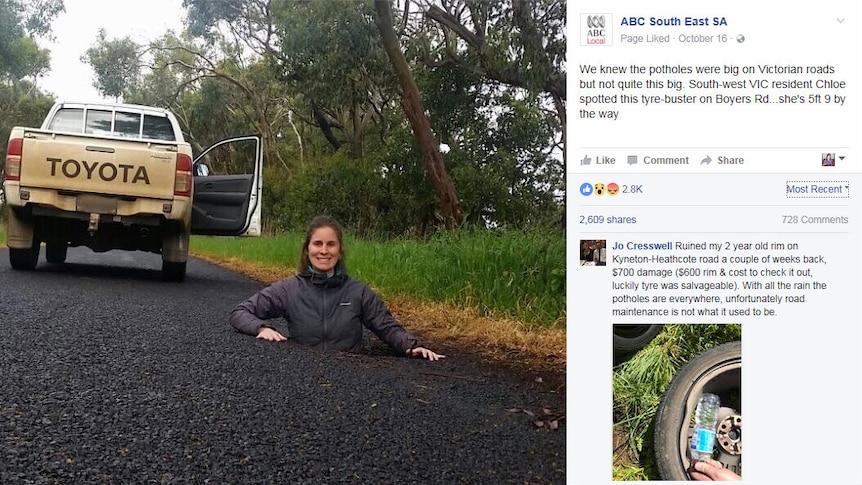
[2,101,262,281]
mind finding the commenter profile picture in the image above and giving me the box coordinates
[581,13,613,46]
[822,152,835,166]
[580,239,606,266]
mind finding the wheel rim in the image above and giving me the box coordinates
[676,362,742,476]
[716,412,742,456]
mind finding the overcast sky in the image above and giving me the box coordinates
[38,0,186,102]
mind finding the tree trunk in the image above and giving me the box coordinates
[253,104,286,171]
[311,101,342,150]
[374,0,463,227]
[351,100,364,158]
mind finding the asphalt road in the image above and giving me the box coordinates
[0,248,566,484]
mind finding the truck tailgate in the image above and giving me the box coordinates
[18,130,178,199]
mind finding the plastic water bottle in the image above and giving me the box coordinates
[690,393,720,461]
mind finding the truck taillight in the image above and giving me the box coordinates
[4,137,22,181]
[174,153,192,196]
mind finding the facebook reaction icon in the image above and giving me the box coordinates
[580,183,593,196]
[594,183,606,196]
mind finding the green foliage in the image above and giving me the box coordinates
[612,464,649,481]
[82,29,142,101]
[259,107,562,237]
[275,0,387,105]
[272,0,396,155]
[116,0,565,233]
[612,324,742,479]
[0,81,55,158]
[405,26,565,228]
[373,127,442,235]
[125,32,259,150]
[0,81,54,204]
[125,32,201,109]
[261,123,439,237]
[450,96,563,228]
[0,81,55,207]
[351,228,565,327]
[192,227,564,328]
[418,63,563,228]
[0,36,50,81]
[263,149,389,235]
[184,77,258,149]
[413,0,565,99]
[0,0,62,82]
[14,0,65,38]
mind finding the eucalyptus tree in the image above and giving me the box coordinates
[375,0,463,226]
[183,0,466,228]
[0,0,63,83]
[87,27,291,170]
[369,0,567,229]
[420,0,565,153]
[184,0,398,158]
[82,29,141,101]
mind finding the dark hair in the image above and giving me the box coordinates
[299,215,345,273]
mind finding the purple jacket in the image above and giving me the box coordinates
[229,272,418,355]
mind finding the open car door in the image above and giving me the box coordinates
[190,135,263,236]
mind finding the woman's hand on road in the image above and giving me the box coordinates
[408,347,446,361]
[257,327,288,342]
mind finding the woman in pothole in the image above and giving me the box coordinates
[230,215,445,361]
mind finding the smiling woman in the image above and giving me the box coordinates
[229,215,446,361]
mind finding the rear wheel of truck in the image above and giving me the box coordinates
[162,260,187,282]
[160,223,188,282]
[9,240,40,270]
[45,243,68,264]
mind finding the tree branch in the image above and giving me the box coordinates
[425,5,484,51]
[424,3,566,101]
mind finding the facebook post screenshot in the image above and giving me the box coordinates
[570,2,861,483]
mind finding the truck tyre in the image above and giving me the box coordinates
[45,243,68,264]
[161,221,189,282]
[654,341,742,480]
[9,240,40,270]
[162,260,187,282]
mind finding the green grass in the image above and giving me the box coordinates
[612,464,649,481]
[193,228,565,329]
[193,232,304,269]
[612,324,742,480]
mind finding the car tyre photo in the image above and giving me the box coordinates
[653,341,742,480]
[613,325,664,353]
